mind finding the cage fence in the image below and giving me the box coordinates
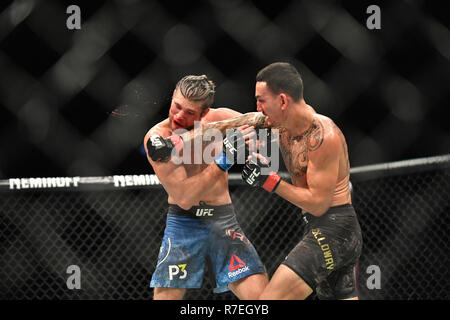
[0,154,449,300]
[0,0,449,302]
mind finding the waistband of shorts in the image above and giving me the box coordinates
[302,204,354,224]
[167,203,235,219]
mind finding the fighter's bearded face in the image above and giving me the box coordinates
[169,89,209,131]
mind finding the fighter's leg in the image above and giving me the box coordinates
[316,263,360,300]
[229,272,269,300]
[153,287,186,300]
[208,214,267,299]
[150,215,209,299]
[259,265,313,300]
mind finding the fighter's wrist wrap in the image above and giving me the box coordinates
[214,153,234,171]
[214,129,244,171]
[261,172,282,192]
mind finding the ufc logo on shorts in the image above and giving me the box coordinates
[150,135,164,147]
[246,168,260,185]
[168,264,187,280]
[196,208,214,216]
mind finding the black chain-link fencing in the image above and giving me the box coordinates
[1,155,449,300]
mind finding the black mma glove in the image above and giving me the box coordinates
[147,134,183,162]
[241,157,281,192]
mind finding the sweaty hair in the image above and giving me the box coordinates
[175,75,216,110]
[256,62,303,102]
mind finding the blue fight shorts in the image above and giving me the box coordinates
[150,203,266,293]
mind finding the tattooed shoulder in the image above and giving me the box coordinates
[292,118,325,151]
[307,118,325,151]
[278,118,326,178]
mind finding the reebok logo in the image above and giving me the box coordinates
[228,254,249,278]
[229,254,245,271]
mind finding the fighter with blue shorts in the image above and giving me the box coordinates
[150,204,266,293]
[144,75,269,299]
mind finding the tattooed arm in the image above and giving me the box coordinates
[275,129,341,217]
[178,111,270,147]
[205,111,269,132]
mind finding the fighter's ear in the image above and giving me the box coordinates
[280,93,289,110]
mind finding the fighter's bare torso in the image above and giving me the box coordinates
[278,112,352,207]
[148,108,234,206]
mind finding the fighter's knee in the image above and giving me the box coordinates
[258,289,271,300]
[229,273,268,300]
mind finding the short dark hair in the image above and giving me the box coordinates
[256,62,303,102]
[175,75,216,110]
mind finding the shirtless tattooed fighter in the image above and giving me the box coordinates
[242,62,363,300]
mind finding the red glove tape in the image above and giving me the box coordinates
[262,172,281,192]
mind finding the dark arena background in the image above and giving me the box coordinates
[0,0,449,301]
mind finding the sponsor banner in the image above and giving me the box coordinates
[0,172,293,191]
[0,174,161,191]
[112,174,160,187]
[7,176,82,190]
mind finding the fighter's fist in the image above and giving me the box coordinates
[147,134,182,162]
[242,155,281,192]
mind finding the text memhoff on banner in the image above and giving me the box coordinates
[3,174,161,190]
